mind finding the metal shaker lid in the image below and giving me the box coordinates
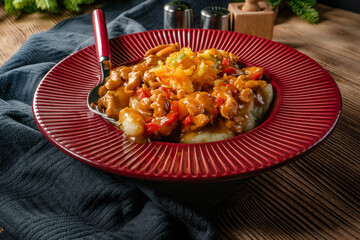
[200,6,230,31]
[164,1,194,29]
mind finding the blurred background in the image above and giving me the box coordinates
[1,0,359,66]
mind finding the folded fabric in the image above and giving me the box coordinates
[0,1,248,239]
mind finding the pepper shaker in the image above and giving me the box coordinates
[164,1,194,29]
[200,6,230,31]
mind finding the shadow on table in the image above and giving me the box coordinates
[213,125,360,239]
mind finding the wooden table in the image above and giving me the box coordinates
[1,3,359,239]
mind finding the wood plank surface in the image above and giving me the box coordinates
[1,3,359,239]
[216,4,360,240]
[0,3,104,65]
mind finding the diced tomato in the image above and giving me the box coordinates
[145,122,160,134]
[222,67,237,75]
[251,71,262,80]
[220,83,226,87]
[161,112,179,125]
[222,57,229,68]
[216,96,224,106]
[136,87,151,99]
[183,115,192,126]
[146,118,153,123]
[226,84,238,96]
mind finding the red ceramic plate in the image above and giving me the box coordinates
[33,29,341,181]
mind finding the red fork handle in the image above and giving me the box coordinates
[92,9,111,62]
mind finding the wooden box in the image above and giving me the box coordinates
[228,2,275,40]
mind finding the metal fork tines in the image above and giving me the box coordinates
[90,104,121,126]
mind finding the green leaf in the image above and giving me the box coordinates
[35,0,58,12]
[22,1,37,13]
[292,0,316,8]
[61,0,95,12]
[3,0,96,15]
[13,0,34,9]
[61,0,81,12]
[299,7,319,24]
[287,0,319,24]
[177,53,187,60]
[5,0,19,15]
[76,0,95,4]
[300,0,316,7]
[267,0,282,6]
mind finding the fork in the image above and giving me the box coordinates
[87,9,120,126]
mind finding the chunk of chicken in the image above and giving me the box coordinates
[125,71,143,94]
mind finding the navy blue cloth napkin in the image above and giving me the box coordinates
[0,1,249,239]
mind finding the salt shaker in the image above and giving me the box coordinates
[164,1,194,29]
[200,6,230,31]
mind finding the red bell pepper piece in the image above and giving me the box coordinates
[216,96,224,106]
[145,122,160,134]
[183,115,192,126]
[170,101,179,113]
[161,112,179,125]
[136,87,151,99]
[222,57,229,68]
[222,67,237,75]
[251,71,262,80]
[211,108,218,116]
[161,86,171,99]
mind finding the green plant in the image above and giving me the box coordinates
[269,0,318,23]
[234,0,319,24]
[0,0,96,15]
